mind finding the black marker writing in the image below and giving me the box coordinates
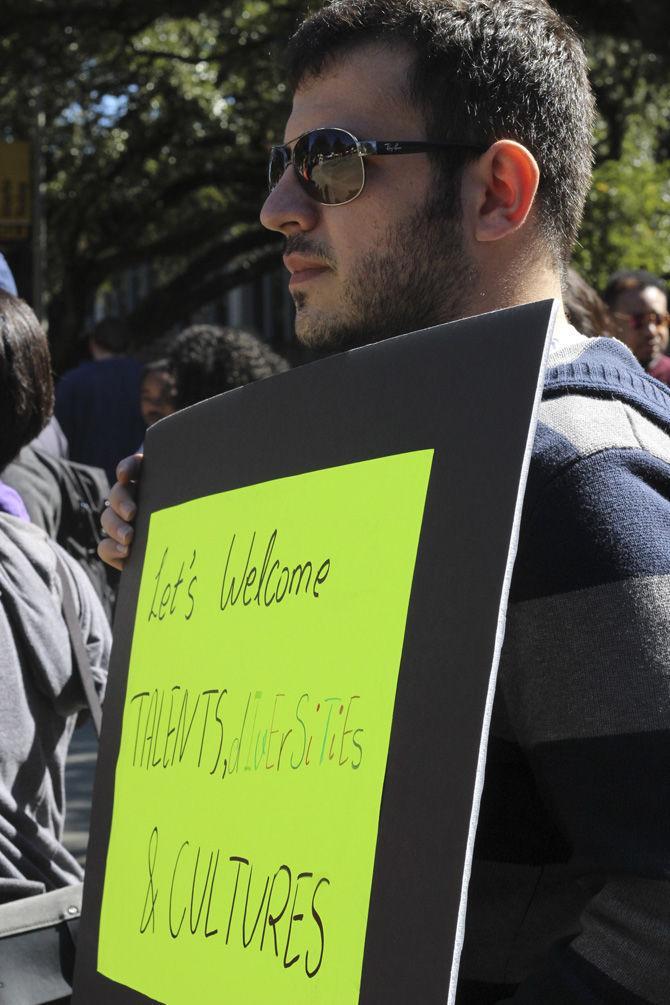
[148,547,198,623]
[129,686,365,776]
[139,834,331,981]
[219,530,331,611]
[139,826,159,934]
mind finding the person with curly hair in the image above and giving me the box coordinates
[167,324,289,410]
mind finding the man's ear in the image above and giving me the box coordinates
[466,140,540,243]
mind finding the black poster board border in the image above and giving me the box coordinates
[75,300,556,1004]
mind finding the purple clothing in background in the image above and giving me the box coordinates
[55,357,146,484]
[0,482,29,521]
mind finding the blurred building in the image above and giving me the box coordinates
[91,263,299,357]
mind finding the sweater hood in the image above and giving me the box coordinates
[0,514,79,717]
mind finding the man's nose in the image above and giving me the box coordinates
[260,168,320,235]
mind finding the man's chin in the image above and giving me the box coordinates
[294,308,344,350]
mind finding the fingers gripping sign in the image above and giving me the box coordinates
[98,452,143,570]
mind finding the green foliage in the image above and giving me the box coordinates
[576,132,670,291]
[0,1,308,364]
[2,1,670,356]
[574,35,670,291]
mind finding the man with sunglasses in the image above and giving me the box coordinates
[101,2,670,1002]
[603,268,670,385]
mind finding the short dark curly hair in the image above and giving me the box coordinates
[0,292,54,470]
[602,269,668,309]
[168,325,289,409]
[286,0,595,265]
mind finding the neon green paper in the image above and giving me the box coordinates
[98,450,433,1004]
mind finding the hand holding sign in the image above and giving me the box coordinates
[99,453,143,570]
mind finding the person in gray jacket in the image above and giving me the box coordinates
[0,291,111,903]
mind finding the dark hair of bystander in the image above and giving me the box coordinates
[168,325,289,410]
[0,291,54,470]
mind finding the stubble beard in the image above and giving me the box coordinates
[293,196,476,352]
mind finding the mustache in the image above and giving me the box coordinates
[284,234,337,270]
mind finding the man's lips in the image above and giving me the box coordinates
[283,254,331,286]
[289,268,330,285]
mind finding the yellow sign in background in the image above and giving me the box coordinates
[98,450,433,1004]
[0,141,31,241]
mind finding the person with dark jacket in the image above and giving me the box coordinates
[55,317,145,483]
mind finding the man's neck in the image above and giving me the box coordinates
[459,261,569,337]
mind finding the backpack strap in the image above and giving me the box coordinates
[0,884,81,1003]
[54,553,103,739]
[0,882,82,938]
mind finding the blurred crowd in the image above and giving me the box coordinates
[3,253,669,527]
[0,251,668,626]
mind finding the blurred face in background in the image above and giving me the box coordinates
[612,284,669,368]
[140,368,177,427]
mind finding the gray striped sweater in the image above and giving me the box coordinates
[457,334,670,1004]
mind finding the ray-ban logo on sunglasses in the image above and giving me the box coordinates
[384,142,402,152]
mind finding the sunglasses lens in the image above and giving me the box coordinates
[268,146,288,191]
[295,128,365,205]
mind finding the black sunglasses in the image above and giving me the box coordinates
[268,126,488,206]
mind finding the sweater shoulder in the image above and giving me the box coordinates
[532,338,670,486]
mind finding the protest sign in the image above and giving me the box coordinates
[74,300,556,1004]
